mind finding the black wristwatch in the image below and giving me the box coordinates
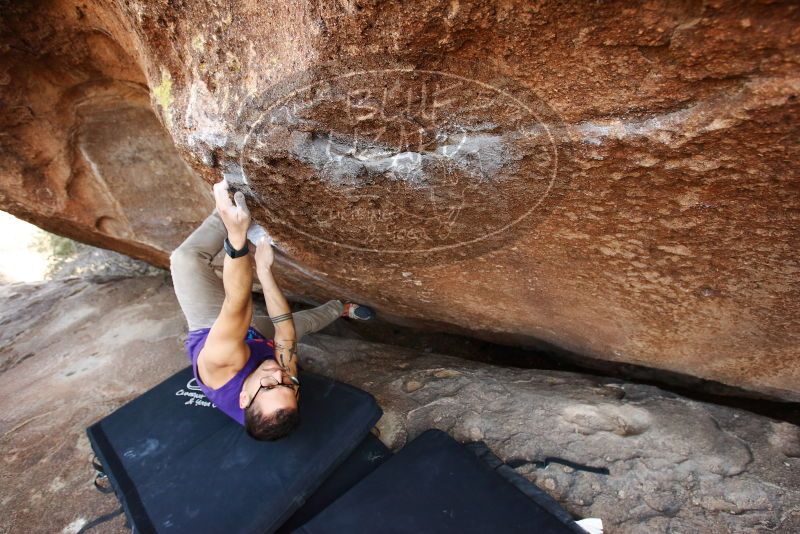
[223,237,249,258]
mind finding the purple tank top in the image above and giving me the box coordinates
[185,327,275,425]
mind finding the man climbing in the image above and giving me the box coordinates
[170,179,374,440]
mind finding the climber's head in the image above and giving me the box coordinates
[239,360,299,441]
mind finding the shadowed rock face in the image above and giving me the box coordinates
[1,1,799,400]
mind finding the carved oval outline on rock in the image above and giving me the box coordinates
[231,60,573,264]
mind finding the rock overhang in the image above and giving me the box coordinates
[0,0,798,401]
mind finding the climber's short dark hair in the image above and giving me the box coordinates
[244,404,299,441]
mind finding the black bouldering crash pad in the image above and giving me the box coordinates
[295,429,584,534]
[87,367,382,533]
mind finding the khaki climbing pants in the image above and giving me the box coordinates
[170,210,344,336]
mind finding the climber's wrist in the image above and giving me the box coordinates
[227,232,247,250]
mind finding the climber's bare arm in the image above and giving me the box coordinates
[255,241,298,377]
[199,181,253,377]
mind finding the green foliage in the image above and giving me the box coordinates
[41,234,78,258]
[32,233,83,276]
[31,231,162,279]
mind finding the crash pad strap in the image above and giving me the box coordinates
[87,418,154,531]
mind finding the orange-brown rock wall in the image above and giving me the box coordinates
[1,1,798,400]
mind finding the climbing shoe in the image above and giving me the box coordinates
[341,303,375,320]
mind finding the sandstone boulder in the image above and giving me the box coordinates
[1,1,798,400]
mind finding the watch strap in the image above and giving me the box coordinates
[223,237,249,258]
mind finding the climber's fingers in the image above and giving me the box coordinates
[233,191,250,218]
[213,180,234,212]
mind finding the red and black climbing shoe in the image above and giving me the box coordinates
[341,303,375,321]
